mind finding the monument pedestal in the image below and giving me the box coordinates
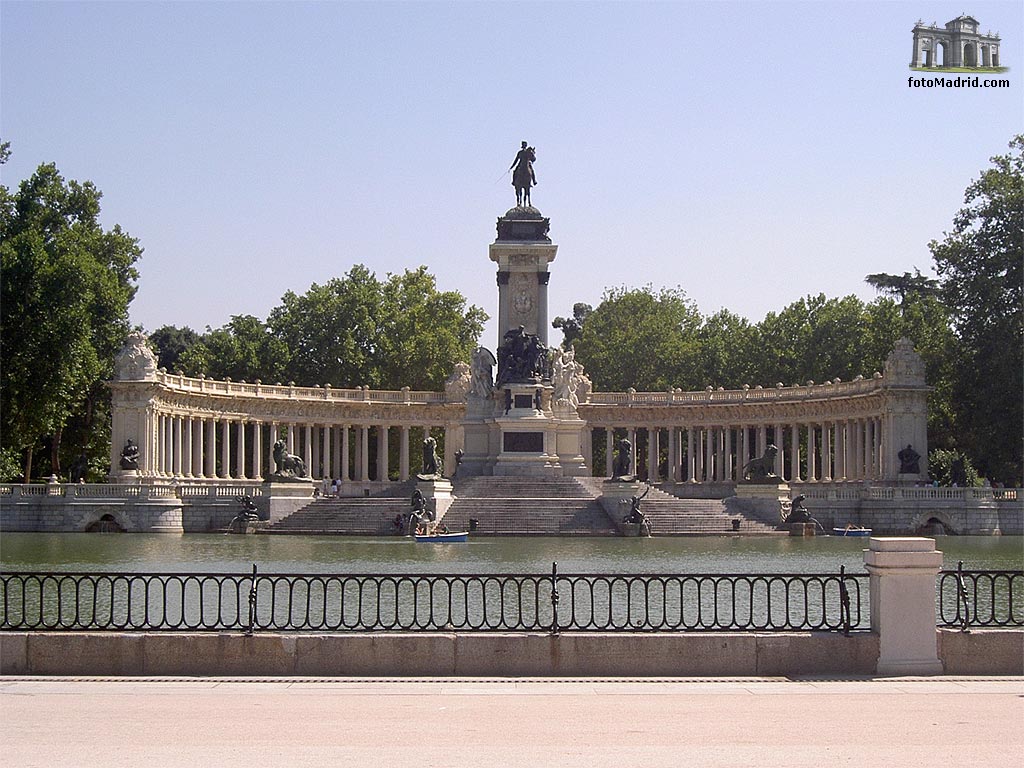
[109,469,141,484]
[732,483,791,529]
[598,481,643,529]
[263,480,314,523]
[416,478,454,522]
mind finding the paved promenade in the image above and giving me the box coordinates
[2,676,1021,767]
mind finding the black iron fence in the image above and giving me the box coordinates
[0,563,867,634]
[937,563,1023,630]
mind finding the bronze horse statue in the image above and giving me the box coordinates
[510,142,537,207]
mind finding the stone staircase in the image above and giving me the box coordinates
[628,486,778,535]
[262,476,780,536]
[262,480,416,536]
[441,477,617,536]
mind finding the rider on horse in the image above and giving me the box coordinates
[510,141,537,206]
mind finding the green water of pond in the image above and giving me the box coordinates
[1,532,1020,574]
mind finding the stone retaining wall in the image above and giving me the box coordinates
[2,629,1020,677]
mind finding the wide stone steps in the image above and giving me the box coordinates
[263,498,405,536]
[629,487,778,535]
[263,476,779,536]
[452,477,595,498]
[442,498,616,536]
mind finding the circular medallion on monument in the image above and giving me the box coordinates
[513,289,534,315]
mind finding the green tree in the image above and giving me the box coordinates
[148,325,202,373]
[1,162,141,480]
[930,135,1023,483]
[178,315,289,383]
[750,294,880,386]
[572,286,702,391]
[267,265,486,390]
[865,269,939,309]
[552,302,593,349]
[695,309,760,388]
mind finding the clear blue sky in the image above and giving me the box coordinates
[3,1,1021,353]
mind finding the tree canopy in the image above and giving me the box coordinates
[1,159,141,480]
[159,265,488,392]
[570,286,702,391]
[929,135,1023,482]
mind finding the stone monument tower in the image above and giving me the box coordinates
[458,152,588,477]
[491,206,556,344]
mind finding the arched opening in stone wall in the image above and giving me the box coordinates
[85,514,126,533]
[963,42,977,67]
[936,41,949,66]
[916,515,956,536]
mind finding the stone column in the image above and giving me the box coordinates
[303,425,313,478]
[686,427,696,483]
[399,426,410,481]
[875,417,884,478]
[775,424,785,480]
[834,421,846,481]
[647,427,658,482]
[740,426,749,474]
[172,416,183,477]
[667,426,677,482]
[191,417,203,478]
[236,421,246,479]
[724,428,733,481]
[822,423,832,482]
[312,426,321,480]
[863,419,873,481]
[628,428,637,477]
[496,271,510,346]
[360,426,370,482]
[268,422,279,476]
[205,419,217,478]
[139,409,153,476]
[341,425,351,482]
[162,414,172,475]
[605,428,614,477]
[322,425,331,480]
[287,424,296,454]
[864,538,944,676]
[789,423,800,483]
[220,419,231,478]
[704,428,714,483]
[851,419,860,480]
[333,427,343,482]
[253,421,263,480]
[379,425,390,483]
[182,417,193,477]
[807,424,816,482]
[537,272,550,346]
[756,425,766,460]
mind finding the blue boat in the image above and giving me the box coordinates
[414,530,470,543]
[833,525,872,537]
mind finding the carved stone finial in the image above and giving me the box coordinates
[444,362,472,402]
[884,338,926,385]
[114,331,158,381]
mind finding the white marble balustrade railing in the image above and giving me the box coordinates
[0,483,263,500]
[154,371,447,404]
[588,376,883,407]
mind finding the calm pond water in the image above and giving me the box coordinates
[1,532,1021,574]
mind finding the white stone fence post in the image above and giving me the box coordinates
[864,537,944,675]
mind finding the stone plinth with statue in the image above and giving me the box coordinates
[458,153,590,479]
